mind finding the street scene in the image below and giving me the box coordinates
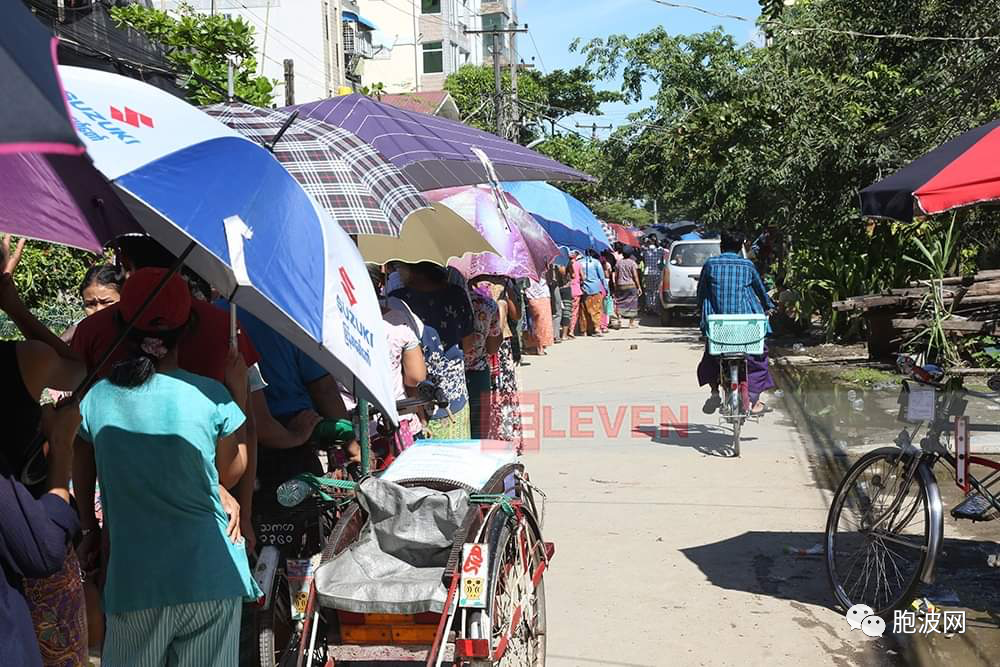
[3,1,1000,667]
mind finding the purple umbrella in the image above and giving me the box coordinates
[0,152,138,251]
[286,94,592,191]
[425,185,559,281]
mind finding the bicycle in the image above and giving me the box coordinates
[825,355,1000,617]
[706,314,769,457]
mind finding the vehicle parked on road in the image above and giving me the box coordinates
[659,239,721,326]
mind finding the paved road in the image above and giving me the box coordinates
[518,323,900,667]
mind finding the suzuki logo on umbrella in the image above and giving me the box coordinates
[109,106,154,129]
[340,267,357,306]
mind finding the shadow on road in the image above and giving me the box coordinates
[680,530,833,607]
[635,422,758,457]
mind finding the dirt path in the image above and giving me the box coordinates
[518,322,900,667]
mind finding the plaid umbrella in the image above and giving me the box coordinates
[203,103,429,236]
[598,220,616,248]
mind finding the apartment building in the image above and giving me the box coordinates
[165,0,378,104]
[361,0,516,94]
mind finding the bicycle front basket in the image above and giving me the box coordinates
[706,314,768,355]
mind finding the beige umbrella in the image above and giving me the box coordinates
[357,202,499,265]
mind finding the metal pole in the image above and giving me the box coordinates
[211,0,216,16]
[412,0,421,92]
[283,59,295,106]
[226,58,234,101]
[358,399,370,475]
[493,32,503,137]
[653,199,659,226]
[509,22,518,141]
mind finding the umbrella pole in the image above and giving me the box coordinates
[73,240,197,395]
[358,398,370,475]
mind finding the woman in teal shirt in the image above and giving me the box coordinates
[77,269,259,667]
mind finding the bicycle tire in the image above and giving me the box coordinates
[465,510,547,666]
[731,415,742,458]
[257,568,294,667]
[825,447,937,616]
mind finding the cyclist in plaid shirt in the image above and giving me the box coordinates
[697,230,776,415]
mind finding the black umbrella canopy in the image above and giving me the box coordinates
[0,2,84,156]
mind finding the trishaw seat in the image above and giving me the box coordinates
[380,439,518,493]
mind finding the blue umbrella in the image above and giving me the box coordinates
[529,213,595,252]
[501,181,611,251]
[59,66,398,421]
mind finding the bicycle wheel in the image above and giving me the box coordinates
[256,569,294,667]
[466,510,547,666]
[825,448,937,616]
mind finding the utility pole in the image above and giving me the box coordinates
[492,33,503,136]
[509,21,518,140]
[575,122,613,141]
[283,59,295,106]
[464,23,528,139]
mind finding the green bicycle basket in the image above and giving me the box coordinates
[706,314,767,356]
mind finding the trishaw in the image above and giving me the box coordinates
[247,391,553,667]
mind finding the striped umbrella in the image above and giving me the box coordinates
[204,103,430,236]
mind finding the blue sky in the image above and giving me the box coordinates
[516,0,762,136]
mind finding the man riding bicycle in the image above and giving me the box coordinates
[697,229,776,416]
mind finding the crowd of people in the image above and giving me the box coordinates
[4,232,648,667]
[1,222,781,667]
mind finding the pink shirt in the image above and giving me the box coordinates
[570,261,583,298]
[383,309,422,434]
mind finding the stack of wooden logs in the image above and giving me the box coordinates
[833,270,1000,359]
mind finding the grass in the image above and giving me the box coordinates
[836,367,899,387]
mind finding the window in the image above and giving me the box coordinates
[482,12,506,31]
[421,0,440,13]
[670,243,720,268]
[422,41,444,73]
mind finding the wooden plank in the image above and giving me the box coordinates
[891,318,993,333]
[908,270,1000,287]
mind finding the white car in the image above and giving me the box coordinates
[659,239,721,326]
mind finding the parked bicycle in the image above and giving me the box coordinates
[825,356,1000,617]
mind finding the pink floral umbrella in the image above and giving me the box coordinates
[423,185,559,281]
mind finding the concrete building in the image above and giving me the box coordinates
[165,0,378,105]
[360,0,517,93]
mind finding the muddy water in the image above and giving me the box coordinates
[773,364,1000,665]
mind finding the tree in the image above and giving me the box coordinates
[444,65,620,141]
[443,64,547,140]
[577,2,1000,337]
[110,3,275,106]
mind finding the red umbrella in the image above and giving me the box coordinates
[861,119,1000,221]
[610,223,640,247]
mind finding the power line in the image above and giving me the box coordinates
[527,29,547,74]
[648,0,1000,42]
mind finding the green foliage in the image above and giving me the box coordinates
[590,201,653,228]
[360,82,386,100]
[444,64,547,139]
[444,65,620,143]
[110,3,274,106]
[903,216,964,366]
[13,243,94,309]
[836,367,898,387]
[577,2,1000,339]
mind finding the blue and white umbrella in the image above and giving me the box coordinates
[60,66,398,422]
